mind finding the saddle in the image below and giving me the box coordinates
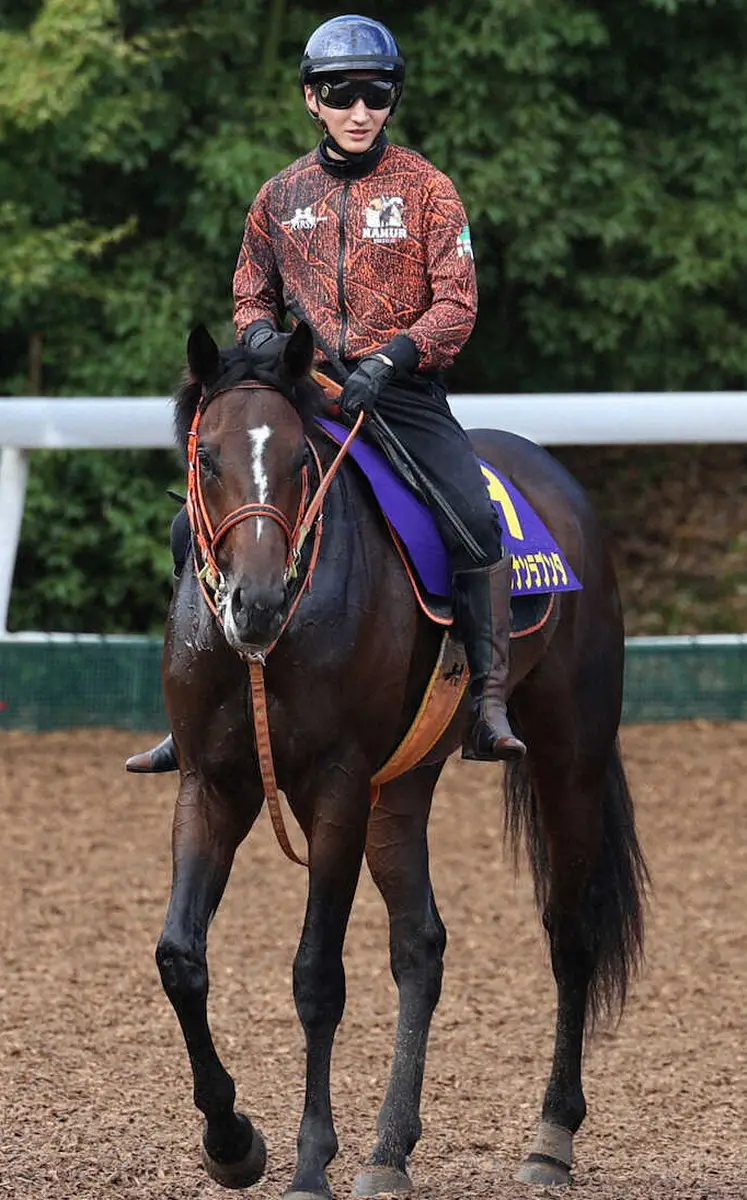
[311,414,581,791]
[315,415,581,637]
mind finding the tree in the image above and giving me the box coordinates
[3,0,747,630]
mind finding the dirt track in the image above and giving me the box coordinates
[1,725,745,1199]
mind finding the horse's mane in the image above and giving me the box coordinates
[173,343,324,458]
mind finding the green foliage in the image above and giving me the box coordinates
[9,449,181,633]
[402,0,747,391]
[3,0,747,630]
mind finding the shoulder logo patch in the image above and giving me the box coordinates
[456,225,473,259]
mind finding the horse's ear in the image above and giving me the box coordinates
[187,324,220,382]
[283,321,315,381]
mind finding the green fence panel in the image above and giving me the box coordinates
[2,634,747,732]
[0,636,165,732]
[621,636,747,723]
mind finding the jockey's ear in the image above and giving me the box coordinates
[187,324,220,383]
[283,321,315,381]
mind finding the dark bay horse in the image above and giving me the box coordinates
[155,321,648,1197]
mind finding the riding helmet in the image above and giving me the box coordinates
[299,15,405,86]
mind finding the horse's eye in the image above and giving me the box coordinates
[197,446,219,478]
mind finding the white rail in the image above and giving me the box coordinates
[2,392,746,632]
[3,392,747,449]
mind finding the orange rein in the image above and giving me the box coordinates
[185,379,364,867]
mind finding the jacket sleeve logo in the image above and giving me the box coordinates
[456,225,473,258]
[363,196,408,242]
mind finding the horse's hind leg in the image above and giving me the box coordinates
[156,773,266,1189]
[354,761,446,1198]
[508,659,647,1186]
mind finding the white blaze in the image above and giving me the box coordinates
[249,424,271,539]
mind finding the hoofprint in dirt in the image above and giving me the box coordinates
[0,724,745,1199]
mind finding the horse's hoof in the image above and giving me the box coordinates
[283,1193,331,1200]
[515,1157,571,1187]
[201,1117,267,1189]
[353,1166,413,1197]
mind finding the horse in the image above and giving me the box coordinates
[154,320,648,1198]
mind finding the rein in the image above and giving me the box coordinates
[186,380,364,867]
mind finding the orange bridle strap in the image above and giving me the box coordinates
[186,384,309,599]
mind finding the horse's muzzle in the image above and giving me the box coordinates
[226,581,287,648]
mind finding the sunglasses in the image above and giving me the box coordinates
[315,77,397,110]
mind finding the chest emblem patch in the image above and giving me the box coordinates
[282,206,328,231]
[363,195,408,242]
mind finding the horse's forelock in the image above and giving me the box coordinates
[172,343,323,457]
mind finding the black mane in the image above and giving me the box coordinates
[173,343,324,457]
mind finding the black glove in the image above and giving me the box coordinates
[340,353,396,419]
[242,322,290,370]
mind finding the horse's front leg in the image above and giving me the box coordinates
[156,772,266,1189]
[354,762,446,1198]
[285,768,370,1200]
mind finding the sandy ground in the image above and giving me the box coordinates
[0,724,745,1199]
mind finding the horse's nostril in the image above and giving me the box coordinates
[230,584,287,639]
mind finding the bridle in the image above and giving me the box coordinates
[184,378,363,869]
[186,379,362,655]
[187,382,310,617]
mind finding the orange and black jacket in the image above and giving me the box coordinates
[233,142,478,375]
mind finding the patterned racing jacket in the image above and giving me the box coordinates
[233,143,478,374]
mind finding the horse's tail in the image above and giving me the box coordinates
[503,740,649,1029]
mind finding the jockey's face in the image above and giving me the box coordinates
[305,71,392,155]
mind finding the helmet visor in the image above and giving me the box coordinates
[315,77,397,111]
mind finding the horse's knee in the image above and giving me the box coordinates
[293,942,345,1031]
[156,935,207,1005]
[390,918,445,1006]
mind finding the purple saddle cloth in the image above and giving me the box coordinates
[316,418,581,598]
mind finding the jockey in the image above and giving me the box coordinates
[126,14,525,774]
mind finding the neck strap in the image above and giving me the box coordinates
[318,131,388,179]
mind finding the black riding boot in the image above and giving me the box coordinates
[125,732,178,774]
[453,555,527,762]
